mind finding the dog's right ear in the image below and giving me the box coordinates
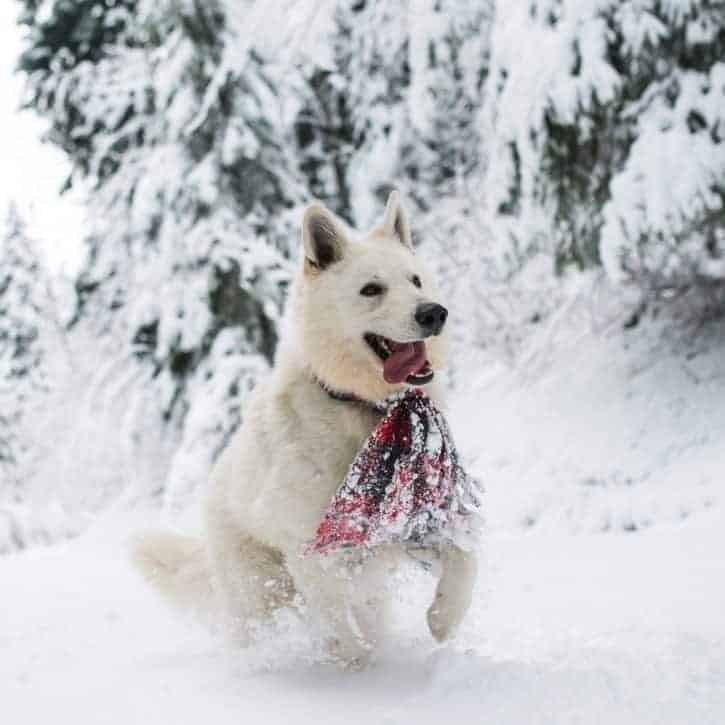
[381,190,413,250]
[302,204,348,273]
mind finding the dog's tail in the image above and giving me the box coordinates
[131,530,214,614]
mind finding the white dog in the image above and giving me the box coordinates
[133,191,477,666]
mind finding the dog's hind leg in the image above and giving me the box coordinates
[205,507,295,641]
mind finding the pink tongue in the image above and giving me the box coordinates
[383,341,427,384]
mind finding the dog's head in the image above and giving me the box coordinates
[289,191,448,401]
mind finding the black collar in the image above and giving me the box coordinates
[314,376,388,414]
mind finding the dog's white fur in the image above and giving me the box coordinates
[133,192,477,665]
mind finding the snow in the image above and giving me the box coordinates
[3,311,725,724]
[2,506,723,724]
[4,1,725,721]
[459,314,725,534]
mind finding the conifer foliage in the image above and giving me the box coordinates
[19,0,306,508]
[0,206,48,489]
[486,0,725,298]
[295,0,491,226]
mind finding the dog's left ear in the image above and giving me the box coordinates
[381,190,413,250]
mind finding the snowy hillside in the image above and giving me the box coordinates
[461,300,725,537]
[3,309,725,724]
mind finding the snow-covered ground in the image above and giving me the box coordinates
[2,510,723,724]
[3,315,725,724]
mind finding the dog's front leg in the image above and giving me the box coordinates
[286,554,376,667]
[426,545,477,642]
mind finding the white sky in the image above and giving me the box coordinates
[0,1,85,275]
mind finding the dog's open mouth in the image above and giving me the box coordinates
[364,333,434,385]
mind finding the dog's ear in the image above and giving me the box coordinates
[302,204,348,272]
[381,190,413,250]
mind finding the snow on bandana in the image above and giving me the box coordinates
[306,388,482,555]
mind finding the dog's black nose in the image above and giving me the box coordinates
[415,302,448,336]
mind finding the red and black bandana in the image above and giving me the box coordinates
[307,388,482,555]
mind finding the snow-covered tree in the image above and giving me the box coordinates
[295,0,492,226]
[0,205,72,555]
[0,205,48,484]
[294,1,411,227]
[599,2,725,303]
[400,0,491,209]
[19,0,309,508]
[484,0,725,301]
[0,205,112,552]
[17,0,138,184]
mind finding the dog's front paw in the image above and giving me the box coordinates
[427,546,477,642]
[426,595,460,643]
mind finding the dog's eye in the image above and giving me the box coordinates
[411,275,422,289]
[360,282,385,297]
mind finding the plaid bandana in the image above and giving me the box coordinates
[306,388,482,555]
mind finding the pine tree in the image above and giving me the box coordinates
[482,0,621,271]
[295,0,492,227]
[294,1,411,227]
[18,0,138,186]
[19,0,305,508]
[485,0,725,297]
[599,1,725,302]
[0,207,79,552]
[0,205,48,488]
[399,0,491,210]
